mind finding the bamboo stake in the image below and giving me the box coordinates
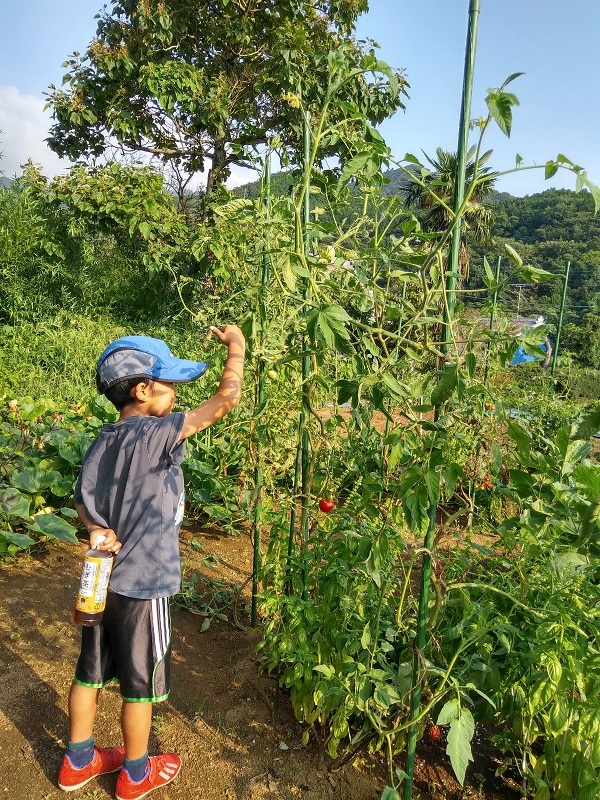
[300,112,312,601]
[286,112,312,598]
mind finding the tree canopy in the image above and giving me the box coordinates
[46,0,407,198]
[395,147,497,279]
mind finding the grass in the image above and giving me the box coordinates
[151,714,166,733]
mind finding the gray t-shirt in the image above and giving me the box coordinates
[74,412,186,599]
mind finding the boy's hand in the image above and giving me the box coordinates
[209,325,245,348]
[90,526,122,554]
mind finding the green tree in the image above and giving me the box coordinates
[561,313,600,369]
[397,146,497,278]
[45,0,407,201]
[0,164,184,325]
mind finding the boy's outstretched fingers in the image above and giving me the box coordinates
[209,325,245,347]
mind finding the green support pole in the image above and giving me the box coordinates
[286,445,302,593]
[483,256,502,389]
[403,3,480,797]
[300,111,312,601]
[287,112,312,599]
[551,260,570,378]
[251,154,271,628]
[441,1,480,353]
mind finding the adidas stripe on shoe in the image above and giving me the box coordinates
[115,753,181,800]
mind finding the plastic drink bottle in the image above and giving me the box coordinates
[73,535,114,626]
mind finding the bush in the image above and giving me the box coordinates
[0,181,183,327]
[561,314,600,370]
[505,361,553,393]
[0,314,127,403]
[555,367,600,401]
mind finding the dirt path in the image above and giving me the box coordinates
[0,525,519,800]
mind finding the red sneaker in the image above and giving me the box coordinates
[58,746,125,791]
[115,754,181,800]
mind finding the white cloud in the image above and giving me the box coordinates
[0,86,73,179]
[226,164,260,189]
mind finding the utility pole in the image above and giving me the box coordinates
[509,283,531,320]
[551,261,570,377]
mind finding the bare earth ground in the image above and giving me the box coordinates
[0,524,522,800]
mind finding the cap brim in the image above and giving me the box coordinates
[151,359,209,383]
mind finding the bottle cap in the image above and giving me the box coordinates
[94,534,106,548]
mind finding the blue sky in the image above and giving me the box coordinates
[1,0,599,195]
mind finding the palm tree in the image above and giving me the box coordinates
[398,146,497,279]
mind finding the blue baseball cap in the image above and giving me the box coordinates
[96,335,208,393]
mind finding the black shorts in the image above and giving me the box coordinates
[74,592,172,702]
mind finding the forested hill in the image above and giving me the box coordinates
[468,188,600,327]
[381,171,599,327]
[490,188,600,243]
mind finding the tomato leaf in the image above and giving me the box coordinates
[431,363,458,407]
[446,708,474,785]
[486,89,520,137]
[437,698,459,726]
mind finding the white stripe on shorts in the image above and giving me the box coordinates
[151,597,170,661]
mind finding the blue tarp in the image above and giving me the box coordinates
[511,339,551,366]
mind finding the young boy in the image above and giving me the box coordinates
[58,325,245,799]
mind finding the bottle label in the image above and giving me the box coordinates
[75,555,113,614]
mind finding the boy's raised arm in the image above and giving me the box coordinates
[179,325,246,440]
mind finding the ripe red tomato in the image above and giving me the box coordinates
[319,498,335,513]
[429,724,441,741]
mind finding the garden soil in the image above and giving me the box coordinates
[0,524,521,800]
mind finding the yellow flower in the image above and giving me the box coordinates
[281,91,301,109]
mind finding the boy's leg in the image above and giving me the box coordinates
[121,701,153,760]
[59,613,124,791]
[117,701,181,798]
[59,682,124,791]
[68,682,99,743]
[113,597,181,798]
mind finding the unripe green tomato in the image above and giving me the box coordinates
[321,245,336,262]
